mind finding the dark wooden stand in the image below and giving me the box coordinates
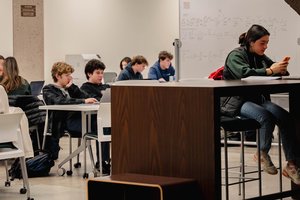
[111,80,300,199]
[87,173,199,200]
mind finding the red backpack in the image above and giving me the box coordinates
[208,66,224,80]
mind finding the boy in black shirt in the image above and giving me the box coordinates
[81,59,111,174]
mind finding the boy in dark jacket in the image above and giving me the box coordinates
[80,59,111,173]
[43,62,97,159]
[117,55,148,81]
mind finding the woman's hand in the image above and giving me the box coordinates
[270,61,289,75]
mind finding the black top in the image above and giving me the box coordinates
[80,82,110,101]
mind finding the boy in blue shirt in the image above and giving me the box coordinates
[148,51,175,82]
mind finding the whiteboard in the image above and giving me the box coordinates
[179,0,300,79]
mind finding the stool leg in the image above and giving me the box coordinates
[69,134,72,172]
[240,131,246,199]
[224,130,229,200]
[278,131,283,196]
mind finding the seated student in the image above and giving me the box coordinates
[222,24,300,185]
[80,59,111,172]
[80,59,110,101]
[117,55,148,81]
[0,56,31,95]
[119,56,131,71]
[43,62,97,159]
[148,51,175,82]
[0,55,4,81]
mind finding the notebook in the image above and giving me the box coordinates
[30,81,45,96]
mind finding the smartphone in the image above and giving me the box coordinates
[283,56,291,62]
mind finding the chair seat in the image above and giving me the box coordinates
[221,116,261,132]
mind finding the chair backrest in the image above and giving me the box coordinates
[0,112,24,144]
[97,102,111,129]
[100,88,111,103]
[103,72,117,84]
[30,80,45,96]
[97,102,111,141]
[0,85,9,114]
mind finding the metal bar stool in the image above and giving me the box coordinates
[221,116,262,200]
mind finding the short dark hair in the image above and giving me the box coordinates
[84,59,106,79]
[0,55,4,60]
[239,24,270,48]
[131,55,148,66]
[158,51,173,61]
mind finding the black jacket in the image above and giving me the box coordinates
[8,95,46,126]
[80,82,110,101]
[42,84,88,138]
[117,64,143,81]
[221,46,275,117]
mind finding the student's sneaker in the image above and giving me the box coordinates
[282,164,300,185]
[253,151,278,175]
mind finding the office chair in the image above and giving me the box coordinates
[0,112,34,200]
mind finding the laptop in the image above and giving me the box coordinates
[30,81,45,96]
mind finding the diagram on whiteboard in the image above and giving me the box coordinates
[179,0,300,79]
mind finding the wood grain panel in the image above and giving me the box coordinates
[111,86,220,199]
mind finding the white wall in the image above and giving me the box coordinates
[44,0,179,83]
[0,0,13,57]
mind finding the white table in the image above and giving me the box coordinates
[39,104,99,174]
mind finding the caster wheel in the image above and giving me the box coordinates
[66,170,73,176]
[74,162,81,168]
[20,187,27,194]
[57,168,66,176]
[83,173,89,179]
[5,181,10,187]
[27,197,34,200]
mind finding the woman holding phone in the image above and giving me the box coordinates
[222,24,300,185]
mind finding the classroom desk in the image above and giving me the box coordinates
[110,79,300,200]
[39,104,99,171]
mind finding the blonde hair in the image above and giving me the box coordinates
[51,62,74,82]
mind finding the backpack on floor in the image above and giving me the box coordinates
[9,151,55,179]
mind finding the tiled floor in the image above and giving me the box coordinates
[0,137,297,200]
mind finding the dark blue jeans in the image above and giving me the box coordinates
[240,100,299,161]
